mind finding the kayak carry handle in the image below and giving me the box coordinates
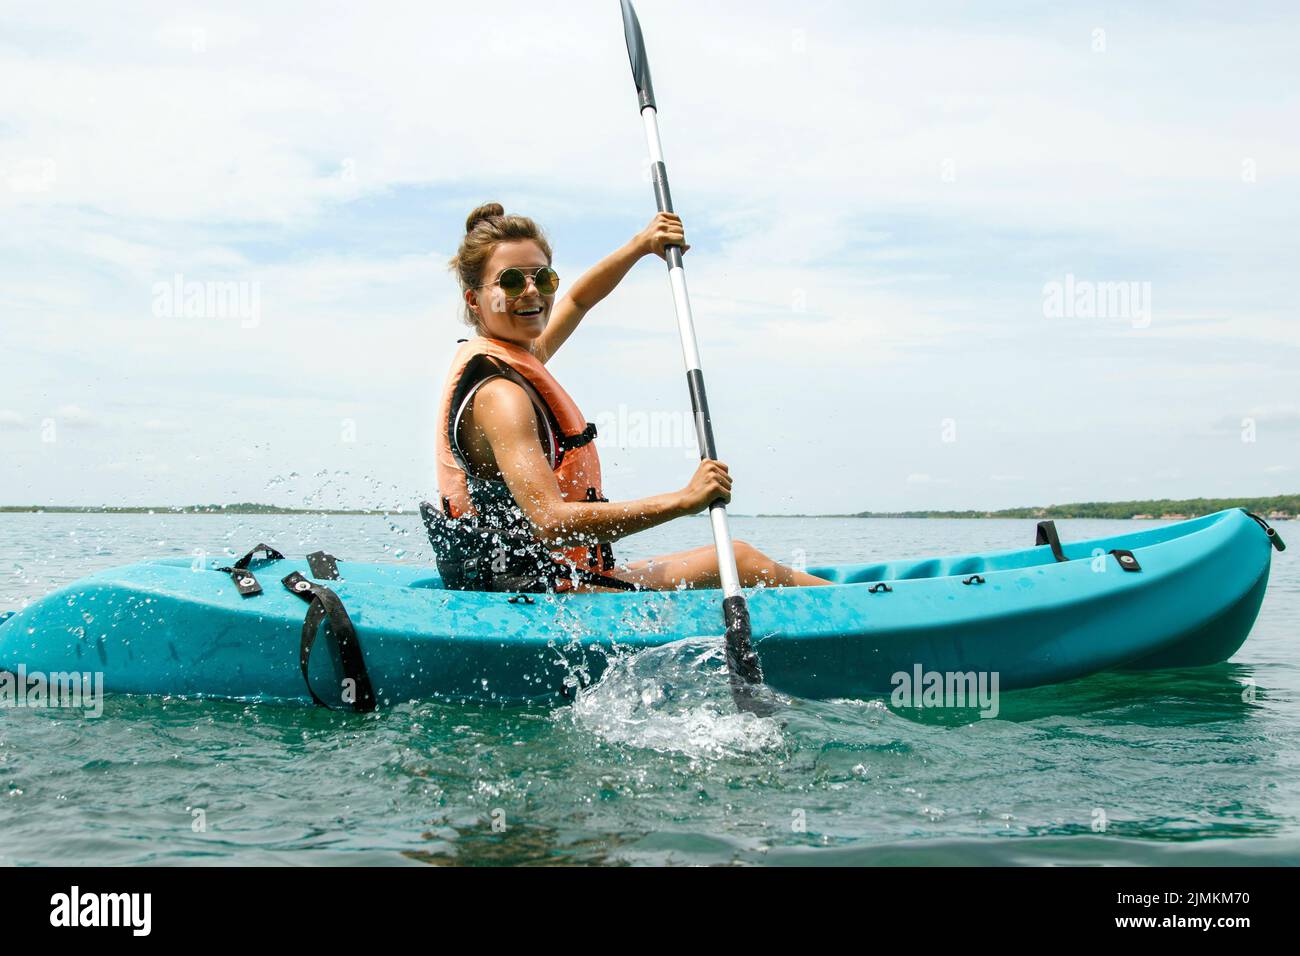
[868,583,892,593]
[282,571,376,712]
[1035,521,1068,562]
[1246,512,1287,552]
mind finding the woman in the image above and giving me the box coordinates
[432,202,829,593]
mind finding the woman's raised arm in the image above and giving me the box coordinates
[533,212,688,364]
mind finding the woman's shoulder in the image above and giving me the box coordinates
[467,375,535,422]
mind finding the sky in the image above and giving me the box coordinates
[1,0,1297,514]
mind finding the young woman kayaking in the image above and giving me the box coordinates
[432,202,830,593]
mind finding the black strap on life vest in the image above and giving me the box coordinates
[282,571,376,712]
[550,561,639,591]
[558,422,598,452]
[216,543,286,598]
[1035,521,1068,562]
[492,561,641,593]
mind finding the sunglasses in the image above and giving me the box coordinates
[480,266,560,298]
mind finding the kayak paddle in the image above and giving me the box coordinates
[618,0,770,715]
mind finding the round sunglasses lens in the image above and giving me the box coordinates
[535,268,559,295]
[498,268,526,297]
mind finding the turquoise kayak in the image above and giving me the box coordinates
[0,509,1282,709]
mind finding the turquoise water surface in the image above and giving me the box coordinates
[1,513,1296,865]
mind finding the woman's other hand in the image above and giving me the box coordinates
[677,458,731,513]
[637,211,689,260]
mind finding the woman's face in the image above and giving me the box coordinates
[468,240,553,346]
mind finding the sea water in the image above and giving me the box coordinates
[1,513,1296,865]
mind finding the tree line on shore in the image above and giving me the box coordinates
[3,494,1297,519]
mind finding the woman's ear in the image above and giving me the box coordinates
[465,287,480,320]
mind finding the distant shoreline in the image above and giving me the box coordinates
[2,494,1295,520]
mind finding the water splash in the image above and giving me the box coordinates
[568,637,784,759]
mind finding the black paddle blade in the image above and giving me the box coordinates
[619,0,656,110]
[723,595,774,715]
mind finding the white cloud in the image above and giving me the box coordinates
[49,405,105,428]
[140,419,183,432]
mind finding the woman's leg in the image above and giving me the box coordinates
[576,540,832,592]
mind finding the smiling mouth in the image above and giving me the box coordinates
[513,306,544,318]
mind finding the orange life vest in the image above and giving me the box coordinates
[434,336,614,577]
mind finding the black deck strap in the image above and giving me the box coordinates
[216,543,287,598]
[306,550,341,580]
[1110,549,1142,572]
[1035,521,1068,562]
[1246,512,1287,552]
[224,570,264,598]
[233,543,286,569]
[282,571,376,712]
